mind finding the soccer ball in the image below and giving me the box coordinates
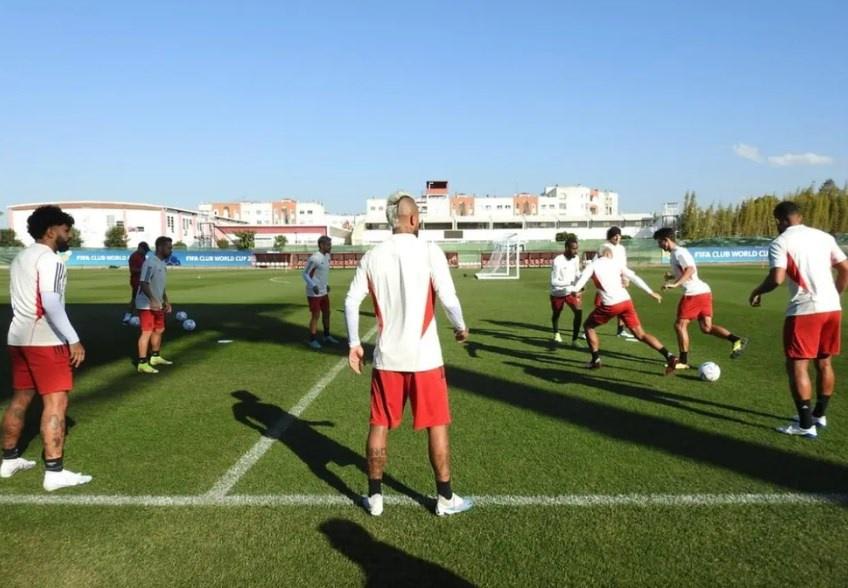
[175,311,188,322]
[698,361,721,382]
[182,319,196,331]
[129,316,141,327]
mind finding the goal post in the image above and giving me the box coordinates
[476,234,522,280]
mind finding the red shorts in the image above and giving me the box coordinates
[139,309,166,332]
[8,345,73,395]
[308,295,330,314]
[586,300,641,330]
[677,293,713,321]
[550,294,581,312]
[370,367,451,430]
[783,311,841,359]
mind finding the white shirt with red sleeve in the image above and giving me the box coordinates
[550,254,581,296]
[302,252,330,297]
[670,246,711,296]
[344,234,466,372]
[8,243,74,346]
[769,224,847,316]
[573,256,653,307]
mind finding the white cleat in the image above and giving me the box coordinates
[553,333,563,344]
[792,415,827,428]
[363,493,383,516]
[435,493,474,517]
[0,457,37,479]
[43,469,93,492]
[776,422,818,439]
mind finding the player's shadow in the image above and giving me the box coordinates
[483,319,552,334]
[230,391,428,509]
[319,519,475,587]
[448,365,848,496]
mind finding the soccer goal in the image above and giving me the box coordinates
[476,234,522,280]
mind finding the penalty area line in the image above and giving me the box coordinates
[0,492,845,508]
[203,325,378,498]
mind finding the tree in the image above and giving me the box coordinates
[173,241,188,249]
[0,228,24,247]
[68,227,83,248]
[104,226,128,248]
[233,231,255,250]
[273,235,288,250]
[217,238,231,249]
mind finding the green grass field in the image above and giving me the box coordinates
[1,265,847,587]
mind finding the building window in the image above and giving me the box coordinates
[167,216,175,232]
[116,220,125,228]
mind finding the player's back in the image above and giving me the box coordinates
[591,256,630,305]
[361,233,445,371]
[8,243,66,346]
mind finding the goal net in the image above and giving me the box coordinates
[476,234,522,280]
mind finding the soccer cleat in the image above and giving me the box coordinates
[363,493,383,516]
[149,355,173,366]
[674,362,691,370]
[730,337,749,359]
[617,331,636,339]
[137,362,159,374]
[553,333,563,343]
[435,493,474,516]
[791,415,827,428]
[323,335,340,345]
[776,422,817,438]
[664,356,679,376]
[585,358,602,369]
[0,457,37,479]
[43,469,93,492]
[308,339,322,350]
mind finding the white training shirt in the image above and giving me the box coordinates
[609,242,627,269]
[768,224,847,316]
[573,256,653,307]
[345,233,466,372]
[8,244,74,346]
[135,255,168,310]
[550,254,581,296]
[302,252,330,297]
[669,246,711,296]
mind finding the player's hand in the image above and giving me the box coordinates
[348,345,365,374]
[749,291,762,307]
[312,285,320,295]
[661,282,675,291]
[650,292,662,303]
[150,300,162,311]
[69,342,86,368]
[455,328,469,343]
[164,302,172,314]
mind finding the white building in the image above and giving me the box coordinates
[6,201,238,248]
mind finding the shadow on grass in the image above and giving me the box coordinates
[320,519,474,587]
[448,364,848,495]
[231,390,430,509]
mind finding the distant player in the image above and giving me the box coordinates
[604,226,635,339]
[303,236,338,349]
[1,205,92,491]
[653,228,748,368]
[345,192,472,517]
[135,236,174,374]
[750,201,848,438]
[122,241,150,324]
[573,244,678,374]
[550,236,584,345]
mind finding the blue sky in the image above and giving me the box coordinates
[1,0,845,218]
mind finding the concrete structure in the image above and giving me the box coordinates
[5,201,241,248]
[202,199,327,226]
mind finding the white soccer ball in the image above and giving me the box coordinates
[182,319,196,331]
[175,311,188,322]
[698,361,721,382]
[129,316,141,327]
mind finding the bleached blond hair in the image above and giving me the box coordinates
[386,191,413,229]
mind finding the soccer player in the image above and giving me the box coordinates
[345,192,472,517]
[550,236,584,345]
[135,236,174,374]
[573,244,678,374]
[303,236,338,349]
[653,228,748,368]
[749,201,848,438]
[1,205,92,491]
[604,226,635,339]
[122,241,150,324]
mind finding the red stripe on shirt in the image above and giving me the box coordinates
[591,274,604,291]
[786,253,808,290]
[367,277,383,335]
[35,275,44,319]
[421,279,436,336]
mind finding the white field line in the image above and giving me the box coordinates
[0,492,845,508]
[204,325,377,498]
